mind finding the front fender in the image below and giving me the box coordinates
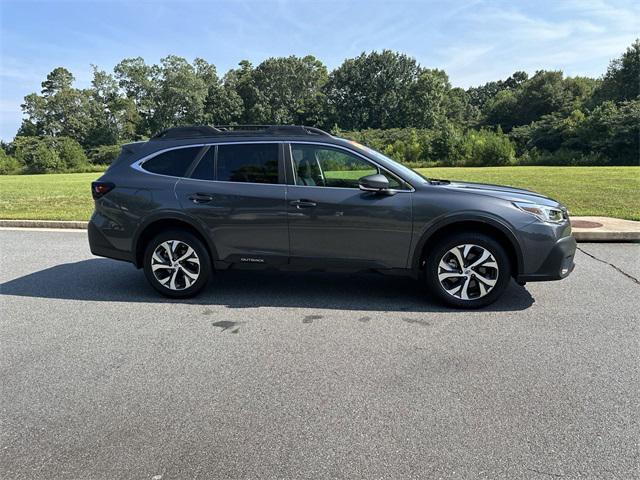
[409,211,524,275]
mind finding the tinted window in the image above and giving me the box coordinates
[291,144,403,189]
[190,147,214,180]
[217,143,279,184]
[142,147,202,177]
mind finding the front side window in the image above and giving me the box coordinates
[291,144,403,189]
[142,147,202,177]
[217,143,279,184]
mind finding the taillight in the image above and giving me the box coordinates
[91,181,115,199]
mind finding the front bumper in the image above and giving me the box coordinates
[517,235,576,282]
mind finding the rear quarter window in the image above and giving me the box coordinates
[141,147,202,177]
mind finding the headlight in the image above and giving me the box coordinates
[514,202,565,223]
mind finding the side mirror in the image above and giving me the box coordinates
[359,173,392,194]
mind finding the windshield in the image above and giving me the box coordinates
[348,142,430,184]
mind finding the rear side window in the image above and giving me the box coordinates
[190,147,214,181]
[217,143,279,184]
[142,147,202,177]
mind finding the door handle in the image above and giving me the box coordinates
[189,193,214,204]
[290,199,317,208]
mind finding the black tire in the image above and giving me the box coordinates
[425,233,511,309]
[143,230,211,298]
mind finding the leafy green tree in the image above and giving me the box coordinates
[577,100,640,164]
[224,56,328,125]
[10,40,640,169]
[41,67,74,94]
[463,128,515,166]
[484,71,586,131]
[430,122,467,165]
[443,87,479,126]
[55,136,88,170]
[517,71,574,123]
[86,66,138,146]
[564,76,600,108]
[381,129,423,164]
[594,39,640,103]
[196,58,243,125]
[114,55,237,135]
[223,60,263,124]
[0,149,23,175]
[89,145,122,165]
[325,50,423,130]
[250,55,328,125]
[114,57,160,136]
[27,144,63,173]
[154,55,209,129]
[19,67,94,145]
[467,71,528,112]
[510,110,586,154]
[407,69,450,128]
[13,137,63,173]
[203,81,244,125]
[482,89,519,131]
[12,136,88,173]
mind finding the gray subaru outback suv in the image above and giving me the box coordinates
[89,125,576,308]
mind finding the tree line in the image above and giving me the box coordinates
[1,40,638,174]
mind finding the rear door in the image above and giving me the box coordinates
[285,142,413,269]
[175,142,289,265]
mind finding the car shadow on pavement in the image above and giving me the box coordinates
[0,258,534,312]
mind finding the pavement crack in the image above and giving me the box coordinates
[577,246,640,286]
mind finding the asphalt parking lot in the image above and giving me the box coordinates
[1,229,638,479]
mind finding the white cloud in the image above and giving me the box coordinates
[430,0,638,87]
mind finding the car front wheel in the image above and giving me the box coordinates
[143,230,211,298]
[425,233,511,308]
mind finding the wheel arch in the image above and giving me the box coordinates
[133,212,218,268]
[411,215,524,277]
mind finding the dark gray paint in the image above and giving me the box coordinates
[175,178,289,262]
[89,133,576,281]
[286,185,412,268]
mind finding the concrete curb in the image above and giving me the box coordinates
[1,217,639,242]
[0,220,88,229]
[572,231,639,242]
[571,216,640,242]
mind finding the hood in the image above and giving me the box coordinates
[438,180,561,207]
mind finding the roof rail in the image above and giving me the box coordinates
[152,125,222,140]
[151,124,332,140]
[213,125,332,137]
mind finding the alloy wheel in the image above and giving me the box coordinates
[437,244,499,300]
[151,240,201,291]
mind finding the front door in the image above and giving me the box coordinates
[286,143,413,269]
[175,142,289,265]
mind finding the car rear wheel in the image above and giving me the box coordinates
[143,230,211,298]
[425,233,511,308]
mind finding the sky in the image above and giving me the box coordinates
[0,0,638,141]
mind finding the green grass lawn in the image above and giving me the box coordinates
[0,172,101,221]
[0,166,638,221]
[417,166,640,221]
